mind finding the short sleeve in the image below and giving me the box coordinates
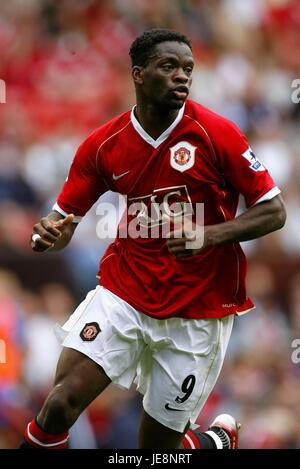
[217,121,280,208]
[53,134,108,222]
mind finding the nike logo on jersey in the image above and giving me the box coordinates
[112,170,131,180]
[164,403,185,412]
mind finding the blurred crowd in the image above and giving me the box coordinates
[1,0,300,449]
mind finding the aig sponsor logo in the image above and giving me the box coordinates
[127,185,194,229]
[96,189,204,247]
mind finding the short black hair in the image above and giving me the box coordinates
[129,28,192,67]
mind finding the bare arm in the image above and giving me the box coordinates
[30,211,78,253]
[167,194,286,258]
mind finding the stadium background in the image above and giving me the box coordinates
[1,0,300,449]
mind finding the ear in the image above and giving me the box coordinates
[132,66,144,85]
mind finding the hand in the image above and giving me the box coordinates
[31,214,75,252]
[167,222,206,259]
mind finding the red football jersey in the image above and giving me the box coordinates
[54,100,280,319]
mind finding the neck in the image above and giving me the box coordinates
[135,100,181,140]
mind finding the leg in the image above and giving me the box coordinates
[37,347,111,433]
[21,285,146,448]
[138,411,184,449]
[135,315,235,449]
[20,347,111,448]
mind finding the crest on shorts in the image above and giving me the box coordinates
[170,141,196,172]
[80,322,101,341]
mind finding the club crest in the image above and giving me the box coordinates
[80,322,101,341]
[170,141,196,172]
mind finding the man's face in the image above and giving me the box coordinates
[134,41,194,110]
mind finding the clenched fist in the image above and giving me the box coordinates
[31,213,75,252]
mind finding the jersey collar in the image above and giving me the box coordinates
[130,104,185,149]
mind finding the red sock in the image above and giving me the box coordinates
[181,430,201,449]
[24,419,69,449]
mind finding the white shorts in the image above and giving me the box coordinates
[56,286,234,433]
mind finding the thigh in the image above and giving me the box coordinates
[61,286,146,390]
[140,314,234,434]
